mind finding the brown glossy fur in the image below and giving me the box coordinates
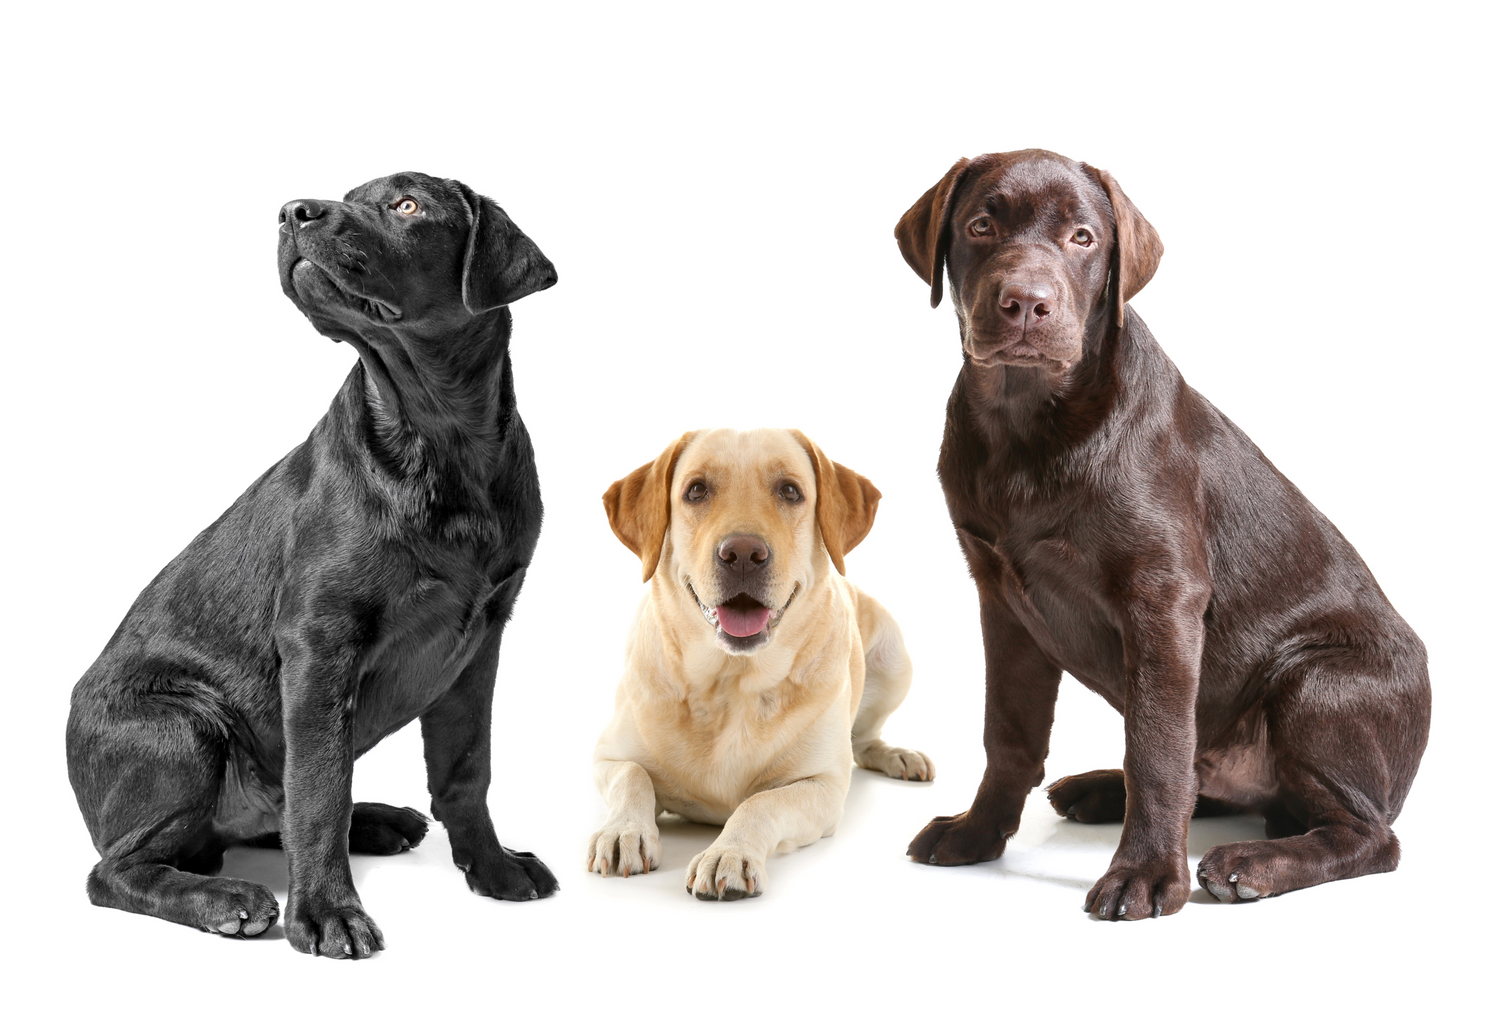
[895,149,1429,919]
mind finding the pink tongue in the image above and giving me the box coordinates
[716,604,773,638]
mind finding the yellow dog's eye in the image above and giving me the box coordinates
[778,483,804,503]
[685,482,708,502]
[1072,228,1094,246]
[394,198,420,215]
[969,217,994,237]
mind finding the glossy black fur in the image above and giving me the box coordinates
[67,172,558,957]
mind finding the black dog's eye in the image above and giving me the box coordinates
[1072,228,1094,246]
[394,198,420,216]
[778,483,804,503]
[684,482,708,502]
[969,217,995,237]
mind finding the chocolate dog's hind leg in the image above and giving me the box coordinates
[1047,769,1243,824]
[421,591,558,901]
[1196,644,1430,902]
[68,691,279,938]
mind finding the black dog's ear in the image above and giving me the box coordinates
[457,183,558,313]
[895,158,973,309]
[1082,165,1163,329]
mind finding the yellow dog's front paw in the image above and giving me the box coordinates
[855,741,935,782]
[586,822,660,878]
[685,845,765,901]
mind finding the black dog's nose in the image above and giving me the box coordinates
[998,282,1054,326]
[717,535,770,570]
[279,199,324,227]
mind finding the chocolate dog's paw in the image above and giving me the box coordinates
[906,810,1008,866]
[349,802,429,855]
[685,845,765,901]
[1197,841,1278,902]
[464,847,558,901]
[192,877,279,938]
[1085,859,1191,920]
[285,898,384,958]
[587,822,661,877]
[1046,769,1127,823]
[856,741,936,782]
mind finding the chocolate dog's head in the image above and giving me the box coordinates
[603,429,880,655]
[895,149,1162,371]
[277,172,556,341]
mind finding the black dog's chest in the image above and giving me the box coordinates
[350,562,516,750]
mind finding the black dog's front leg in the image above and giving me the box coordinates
[278,633,383,958]
[421,615,557,901]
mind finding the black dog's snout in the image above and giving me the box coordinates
[279,199,325,227]
[998,281,1054,327]
[717,535,770,571]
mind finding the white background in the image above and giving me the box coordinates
[4,2,1494,1023]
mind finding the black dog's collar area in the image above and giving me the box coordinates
[685,581,799,655]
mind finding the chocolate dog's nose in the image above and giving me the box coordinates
[718,535,770,570]
[998,282,1054,326]
[279,199,325,227]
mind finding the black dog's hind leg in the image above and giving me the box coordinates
[349,803,429,855]
[68,697,279,938]
[246,803,429,855]
[421,606,558,901]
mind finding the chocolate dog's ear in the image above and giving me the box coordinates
[1082,165,1164,329]
[457,183,558,314]
[895,157,973,309]
[790,430,882,576]
[603,433,696,583]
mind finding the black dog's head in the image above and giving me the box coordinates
[895,149,1162,372]
[278,172,556,341]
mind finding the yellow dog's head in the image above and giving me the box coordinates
[604,429,880,655]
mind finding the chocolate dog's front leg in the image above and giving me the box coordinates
[1084,580,1208,921]
[278,630,382,959]
[421,613,558,902]
[909,534,1062,865]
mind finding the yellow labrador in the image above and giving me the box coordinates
[587,428,931,900]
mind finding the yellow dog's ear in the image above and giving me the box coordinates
[894,157,973,309]
[603,432,695,582]
[1081,165,1164,329]
[790,430,881,576]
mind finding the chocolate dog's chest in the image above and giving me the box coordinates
[951,464,1130,704]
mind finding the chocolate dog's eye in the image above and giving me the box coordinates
[1072,228,1094,246]
[394,198,420,215]
[778,483,804,503]
[969,217,994,237]
[684,482,708,502]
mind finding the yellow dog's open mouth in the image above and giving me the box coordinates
[686,583,798,653]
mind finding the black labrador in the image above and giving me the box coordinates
[67,172,558,956]
[895,150,1430,919]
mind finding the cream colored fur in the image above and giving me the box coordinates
[588,428,931,899]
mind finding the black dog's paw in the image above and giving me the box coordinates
[462,847,559,901]
[285,896,385,959]
[191,877,279,938]
[1046,769,1127,823]
[349,802,429,855]
[907,810,1009,866]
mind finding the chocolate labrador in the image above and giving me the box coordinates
[66,172,559,957]
[895,149,1429,919]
